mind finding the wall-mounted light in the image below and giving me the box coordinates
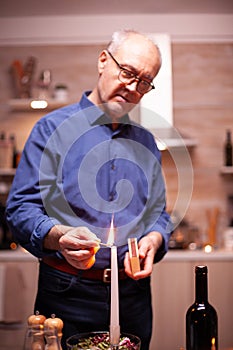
[30,100,48,109]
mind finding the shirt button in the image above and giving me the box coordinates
[109,193,114,201]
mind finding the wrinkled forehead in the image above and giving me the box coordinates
[114,36,161,77]
[117,33,158,52]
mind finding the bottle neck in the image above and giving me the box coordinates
[195,268,208,303]
[226,130,232,144]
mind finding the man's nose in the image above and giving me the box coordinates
[125,80,139,92]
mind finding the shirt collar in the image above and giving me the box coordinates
[79,91,104,126]
[80,91,131,128]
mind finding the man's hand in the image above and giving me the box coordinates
[124,231,163,280]
[44,225,100,270]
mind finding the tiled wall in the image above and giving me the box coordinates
[0,42,232,245]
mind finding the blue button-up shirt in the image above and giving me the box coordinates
[6,92,172,268]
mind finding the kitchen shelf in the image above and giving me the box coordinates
[0,168,16,176]
[8,98,69,112]
[150,127,198,150]
[220,166,233,175]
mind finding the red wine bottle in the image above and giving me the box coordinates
[224,129,233,166]
[9,134,18,168]
[186,265,218,350]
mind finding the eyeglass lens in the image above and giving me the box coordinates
[107,50,154,94]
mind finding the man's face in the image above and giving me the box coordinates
[93,35,161,122]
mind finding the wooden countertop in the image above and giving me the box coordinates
[0,247,38,262]
[0,246,232,262]
[164,248,233,261]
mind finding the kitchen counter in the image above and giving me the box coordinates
[0,247,38,262]
[1,246,232,262]
[164,248,233,261]
[0,247,232,350]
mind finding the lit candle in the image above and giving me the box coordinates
[107,216,120,346]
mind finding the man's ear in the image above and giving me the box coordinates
[98,50,108,73]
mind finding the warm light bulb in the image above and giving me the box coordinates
[10,242,17,250]
[30,100,48,109]
[204,244,213,253]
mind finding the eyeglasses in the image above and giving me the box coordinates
[107,50,155,95]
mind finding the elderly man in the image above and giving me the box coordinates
[6,29,172,350]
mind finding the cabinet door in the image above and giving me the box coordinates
[150,261,192,350]
[0,259,38,350]
[150,259,233,350]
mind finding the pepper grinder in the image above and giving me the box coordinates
[27,311,46,350]
[27,311,46,327]
[44,314,63,350]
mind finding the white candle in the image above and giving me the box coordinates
[107,216,120,346]
[110,244,120,345]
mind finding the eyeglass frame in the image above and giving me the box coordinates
[106,50,155,94]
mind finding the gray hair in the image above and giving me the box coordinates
[107,29,162,66]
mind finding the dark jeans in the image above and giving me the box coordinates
[35,262,152,350]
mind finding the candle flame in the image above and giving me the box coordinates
[107,215,115,246]
[211,337,216,350]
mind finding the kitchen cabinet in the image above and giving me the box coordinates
[0,249,38,350]
[0,249,232,350]
[150,250,233,350]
